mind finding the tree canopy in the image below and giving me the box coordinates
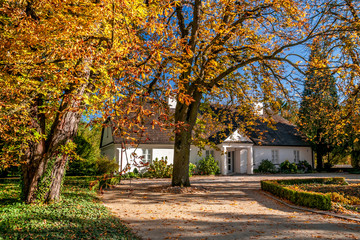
[1,0,360,203]
[138,0,336,186]
[0,0,167,203]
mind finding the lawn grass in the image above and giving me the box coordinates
[0,177,139,240]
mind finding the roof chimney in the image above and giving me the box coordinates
[254,102,263,115]
[168,97,177,109]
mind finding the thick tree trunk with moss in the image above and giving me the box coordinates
[21,115,81,203]
[172,91,202,187]
[21,154,69,203]
[21,85,87,204]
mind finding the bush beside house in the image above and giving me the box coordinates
[255,159,313,174]
[195,155,220,175]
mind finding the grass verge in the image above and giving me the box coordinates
[0,177,138,240]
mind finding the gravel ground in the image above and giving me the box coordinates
[102,173,360,240]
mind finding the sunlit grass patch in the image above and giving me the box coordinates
[0,177,138,240]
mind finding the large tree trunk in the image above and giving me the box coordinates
[21,82,89,203]
[46,155,68,202]
[172,90,202,187]
[21,109,83,203]
[316,151,324,170]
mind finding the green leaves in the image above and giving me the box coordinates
[0,177,138,239]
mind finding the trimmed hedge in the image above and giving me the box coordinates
[260,177,348,210]
[276,177,347,186]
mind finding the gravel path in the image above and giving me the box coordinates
[102,173,360,240]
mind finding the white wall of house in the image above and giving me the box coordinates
[105,144,222,173]
[239,149,248,174]
[114,144,175,172]
[101,142,312,174]
[253,146,312,169]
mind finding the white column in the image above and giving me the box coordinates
[247,146,254,174]
[221,146,227,175]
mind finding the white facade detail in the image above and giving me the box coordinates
[224,129,250,142]
[100,120,313,175]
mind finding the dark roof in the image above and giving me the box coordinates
[113,124,174,145]
[207,110,309,146]
[107,107,308,147]
[107,107,175,146]
[247,116,309,146]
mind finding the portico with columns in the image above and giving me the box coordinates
[220,143,254,175]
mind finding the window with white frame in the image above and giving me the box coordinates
[271,150,279,164]
[142,149,152,163]
[294,150,300,162]
[206,150,214,158]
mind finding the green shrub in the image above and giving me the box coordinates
[95,156,119,175]
[142,171,151,178]
[196,155,220,175]
[68,155,118,176]
[67,158,97,176]
[261,180,332,210]
[280,160,298,173]
[189,163,196,177]
[67,123,102,176]
[277,177,348,186]
[257,159,277,173]
[146,157,173,178]
[128,172,136,178]
[296,160,312,173]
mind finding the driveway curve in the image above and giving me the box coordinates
[103,173,360,240]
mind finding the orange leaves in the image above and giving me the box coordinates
[178,92,194,105]
[0,0,171,169]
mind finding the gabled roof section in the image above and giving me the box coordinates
[247,116,309,146]
[106,106,175,146]
[223,129,253,143]
[112,123,174,145]
[104,104,308,147]
[208,108,309,146]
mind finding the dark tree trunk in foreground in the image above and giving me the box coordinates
[172,91,202,187]
[316,151,324,170]
[21,84,88,203]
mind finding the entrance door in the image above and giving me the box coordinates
[227,151,234,173]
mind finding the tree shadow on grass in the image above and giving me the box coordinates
[0,197,22,207]
[0,203,139,240]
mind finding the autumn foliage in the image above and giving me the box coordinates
[0,0,168,203]
[1,0,360,203]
